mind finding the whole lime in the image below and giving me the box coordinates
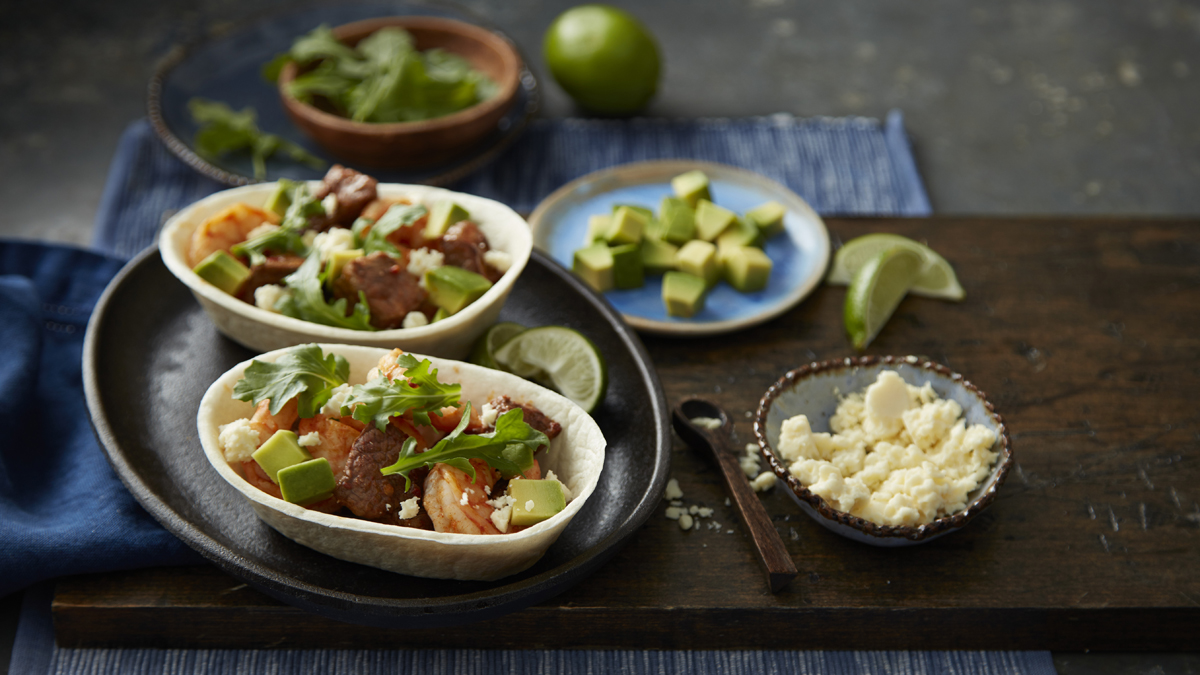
[543,5,661,115]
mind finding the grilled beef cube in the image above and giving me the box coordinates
[235,255,304,304]
[440,222,503,283]
[311,164,378,229]
[489,396,562,442]
[334,423,431,529]
[331,252,427,329]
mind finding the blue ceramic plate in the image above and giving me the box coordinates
[148,1,539,187]
[527,160,831,336]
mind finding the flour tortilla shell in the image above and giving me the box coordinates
[197,344,606,581]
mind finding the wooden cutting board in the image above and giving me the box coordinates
[54,217,1200,650]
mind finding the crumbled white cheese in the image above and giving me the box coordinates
[460,491,470,506]
[487,494,516,532]
[301,230,318,247]
[406,247,445,280]
[218,419,260,463]
[320,383,353,416]
[253,284,288,313]
[483,250,512,273]
[740,442,762,478]
[524,499,536,512]
[777,369,999,526]
[397,496,420,520]
[663,478,683,500]
[750,471,778,492]
[678,514,695,530]
[664,506,685,520]
[480,402,499,428]
[545,470,573,501]
[298,432,321,448]
[402,311,429,329]
[246,223,280,240]
[311,227,355,259]
[690,416,722,430]
[321,193,339,217]
[697,506,714,517]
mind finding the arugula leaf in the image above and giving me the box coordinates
[360,204,427,256]
[231,226,309,266]
[279,181,327,231]
[277,252,375,331]
[232,344,349,418]
[188,98,326,179]
[345,353,462,431]
[380,404,546,491]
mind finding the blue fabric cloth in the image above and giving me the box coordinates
[5,114,1052,675]
[91,111,930,257]
[0,242,205,600]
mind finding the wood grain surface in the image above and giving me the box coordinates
[54,217,1200,650]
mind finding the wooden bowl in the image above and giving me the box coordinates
[277,17,522,169]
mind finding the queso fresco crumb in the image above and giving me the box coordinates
[776,370,998,527]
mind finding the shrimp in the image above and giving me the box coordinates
[188,203,279,266]
[297,414,363,478]
[423,459,502,535]
[374,348,407,381]
[248,398,298,439]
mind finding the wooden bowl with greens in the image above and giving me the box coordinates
[275,17,522,169]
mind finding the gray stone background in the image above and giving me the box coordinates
[1,0,1198,673]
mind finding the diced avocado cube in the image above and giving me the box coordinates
[662,271,708,318]
[675,239,720,287]
[604,206,646,245]
[425,266,492,315]
[671,170,712,208]
[252,430,313,484]
[745,201,786,238]
[716,217,763,250]
[610,243,645,289]
[325,248,363,286]
[611,204,655,222]
[694,199,737,241]
[264,183,292,217]
[658,197,696,245]
[720,245,774,292]
[193,250,252,295]
[640,237,679,275]
[277,458,337,506]
[424,201,470,239]
[584,214,611,246]
[508,479,567,527]
[432,307,449,323]
[572,242,614,292]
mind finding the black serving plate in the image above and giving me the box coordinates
[148,1,539,187]
[82,247,670,628]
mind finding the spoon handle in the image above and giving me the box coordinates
[708,433,798,593]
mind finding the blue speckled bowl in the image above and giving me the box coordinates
[527,160,830,336]
[754,356,1013,546]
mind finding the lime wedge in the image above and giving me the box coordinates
[844,246,924,351]
[468,322,527,369]
[492,326,608,413]
[828,233,965,301]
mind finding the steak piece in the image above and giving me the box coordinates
[439,221,502,283]
[235,255,304,304]
[334,423,430,528]
[489,396,562,441]
[311,164,378,229]
[331,252,426,329]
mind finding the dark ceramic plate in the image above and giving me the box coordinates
[148,1,539,187]
[82,248,670,628]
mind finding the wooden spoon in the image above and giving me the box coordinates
[671,398,798,593]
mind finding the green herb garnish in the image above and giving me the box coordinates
[345,354,462,430]
[381,404,546,490]
[268,25,498,124]
[277,253,375,331]
[232,344,349,418]
[360,204,428,256]
[231,227,310,266]
[188,98,326,180]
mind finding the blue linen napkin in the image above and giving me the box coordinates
[0,242,205,599]
[5,113,1053,675]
